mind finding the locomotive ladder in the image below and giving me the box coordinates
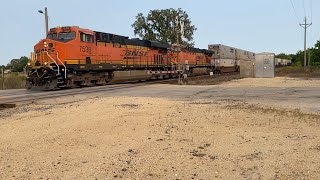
[45,51,67,87]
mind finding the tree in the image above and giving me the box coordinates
[6,56,29,72]
[132,8,197,46]
[290,51,303,66]
[310,40,320,66]
[276,53,292,60]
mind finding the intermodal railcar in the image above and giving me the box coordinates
[26,26,215,90]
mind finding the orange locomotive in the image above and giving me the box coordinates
[26,26,214,90]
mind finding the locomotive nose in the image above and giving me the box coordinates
[42,39,55,51]
[36,39,56,54]
[33,39,57,66]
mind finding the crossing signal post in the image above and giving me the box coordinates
[175,16,185,85]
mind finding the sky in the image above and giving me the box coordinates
[0,0,319,65]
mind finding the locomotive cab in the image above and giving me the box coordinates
[31,26,95,67]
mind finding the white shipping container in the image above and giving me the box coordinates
[215,59,236,68]
[208,44,236,59]
[248,52,256,60]
[275,58,282,64]
[236,48,255,60]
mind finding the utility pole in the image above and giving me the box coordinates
[1,67,4,90]
[299,16,312,68]
[38,7,49,37]
[45,7,49,36]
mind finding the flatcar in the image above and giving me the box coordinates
[26,26,215,90]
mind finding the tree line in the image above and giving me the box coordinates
[1,56,30,72]
[276,41,320,66]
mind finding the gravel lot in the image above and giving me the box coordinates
[1,77,320,179]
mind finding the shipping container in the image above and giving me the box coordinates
[208,44,255,73]
[275,58,291,66]
[236,49,255,61]
[275,58,282,66]
[215,59,236,67]
[208,44,236,59]
[240,59,254,78]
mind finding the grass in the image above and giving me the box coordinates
[0,72,26,90]
[276,66,320,78]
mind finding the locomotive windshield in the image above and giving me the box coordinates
[57,32,76,42]
[46,32,76,42]
[47,33,57,40]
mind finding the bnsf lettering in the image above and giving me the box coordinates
[125,50,147,57]
[80,46,92,54]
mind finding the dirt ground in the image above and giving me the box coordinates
[1,78,320,179]
[216,77,320,88]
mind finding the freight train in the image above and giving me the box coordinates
[275,58,292,67]
[26,26,215,90]
[208,44,255,73]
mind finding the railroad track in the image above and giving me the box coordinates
[0,73,239,105]
[0,89,39,97]
[0,78,177,105]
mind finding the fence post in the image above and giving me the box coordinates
[1,67,4,90]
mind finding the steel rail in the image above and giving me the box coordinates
[0,79,176,104]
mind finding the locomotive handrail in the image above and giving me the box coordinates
[25,52,35,75]
[56,52,67,79]
[45,51,60,75]
[30,52,35,65]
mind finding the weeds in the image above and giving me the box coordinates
[0,73,26,90]
[276,66,320,78]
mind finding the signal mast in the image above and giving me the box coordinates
[172,15,185,84]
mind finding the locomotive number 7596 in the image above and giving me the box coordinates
[80,46,92,54]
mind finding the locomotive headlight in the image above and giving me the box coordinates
[44,62,48,66]
[27,63,31,66]
[44,42,47,45]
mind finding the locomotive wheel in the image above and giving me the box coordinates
[67,72,113,87]
[28,79,59,91]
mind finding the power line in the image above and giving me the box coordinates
[289,0,300,22]
[309,0,314,44]
[302,0,306,17]
[310,0,313,22]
